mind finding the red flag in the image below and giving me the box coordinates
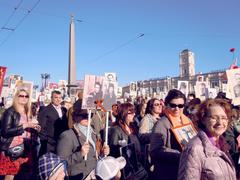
[0,66,7,96]
[230,48,235,52]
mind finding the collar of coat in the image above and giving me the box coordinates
[198,131,234,168]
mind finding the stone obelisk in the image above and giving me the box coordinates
[68,15,76,96]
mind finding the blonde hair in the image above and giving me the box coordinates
[12,89,31,118]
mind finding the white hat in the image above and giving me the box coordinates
[95,156,126,180]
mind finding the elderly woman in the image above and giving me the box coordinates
[57,109,109,180]
[150,89,192,180]
[139,98,163,144]
[0,89,41,180]
[178,99,236,180]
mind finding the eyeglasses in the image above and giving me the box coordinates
[168,103,184,109]
[18,95,29,98]
[208,116,228,123]
[154,103,161,107]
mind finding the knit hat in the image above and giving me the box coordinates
[38,152,67,180]
[95,156,126,180]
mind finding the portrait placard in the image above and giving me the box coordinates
[178,81,188,97]
[104,72,117,82]
[120,143,139,179]
[226,69,240,105]
[82,75,104,109]
[195,81,209,100]
[171,123,197,149]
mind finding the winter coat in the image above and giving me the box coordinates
[178,131,236,180]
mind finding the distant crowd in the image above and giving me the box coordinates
[0,88,239,180]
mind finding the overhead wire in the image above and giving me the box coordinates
[0,0,41,47]
[0,0,23,33]
[87,33,145,65]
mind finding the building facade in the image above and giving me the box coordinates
[122,49,227,99]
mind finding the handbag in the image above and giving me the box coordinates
[6,143,25,160]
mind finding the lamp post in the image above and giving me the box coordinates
[41,73,50,91]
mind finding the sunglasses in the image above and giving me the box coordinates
[168,103,184,109]
[127,111,135,115]
[18,95,29,98]
[154,103,161,107]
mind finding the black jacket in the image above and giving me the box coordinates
[38,104,68,154]
[0,107,24,151]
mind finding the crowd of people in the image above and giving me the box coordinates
[0,88,240,180]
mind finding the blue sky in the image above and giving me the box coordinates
[0,0,239,87]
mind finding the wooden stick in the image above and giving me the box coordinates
[85,109,92,161]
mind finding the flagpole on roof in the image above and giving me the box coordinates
[230,48,235,60]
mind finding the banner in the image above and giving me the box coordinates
[0,66,7,96]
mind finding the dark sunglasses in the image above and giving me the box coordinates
[169,103,184,109]
[18,95,29,98]
[154,103,161,107]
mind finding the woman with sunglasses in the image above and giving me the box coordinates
[139,98,163,144]
[57,109,109,180]
[178,99,236,180]
[108,102,149,180]
[109,103,141,159]
[0,89,41,180]
[150,89,192,180]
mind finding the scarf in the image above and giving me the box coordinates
[164,108,191,128]
[76,123,96,151]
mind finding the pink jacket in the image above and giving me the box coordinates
[178,131,236,180]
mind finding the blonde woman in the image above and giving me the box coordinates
[0,89,41,180]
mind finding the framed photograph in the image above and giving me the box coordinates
[104,72,117,82]
[226,69,240,105]
[195,81,209,100]
[120,143,139,179]
[178,81,189,97]
[82,75,104,109]
[171,123,197,149]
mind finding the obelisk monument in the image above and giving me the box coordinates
[68,15,76,96]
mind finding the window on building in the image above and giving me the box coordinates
[211,81,219,88]
[184,69,187,75]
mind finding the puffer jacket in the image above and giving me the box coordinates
[178,131,236,180]
[0,106,24,151]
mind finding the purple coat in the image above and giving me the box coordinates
[178,131,236,180]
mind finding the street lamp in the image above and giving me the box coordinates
[41,73,50,91]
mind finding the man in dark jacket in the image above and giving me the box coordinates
[38,90,68,155]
